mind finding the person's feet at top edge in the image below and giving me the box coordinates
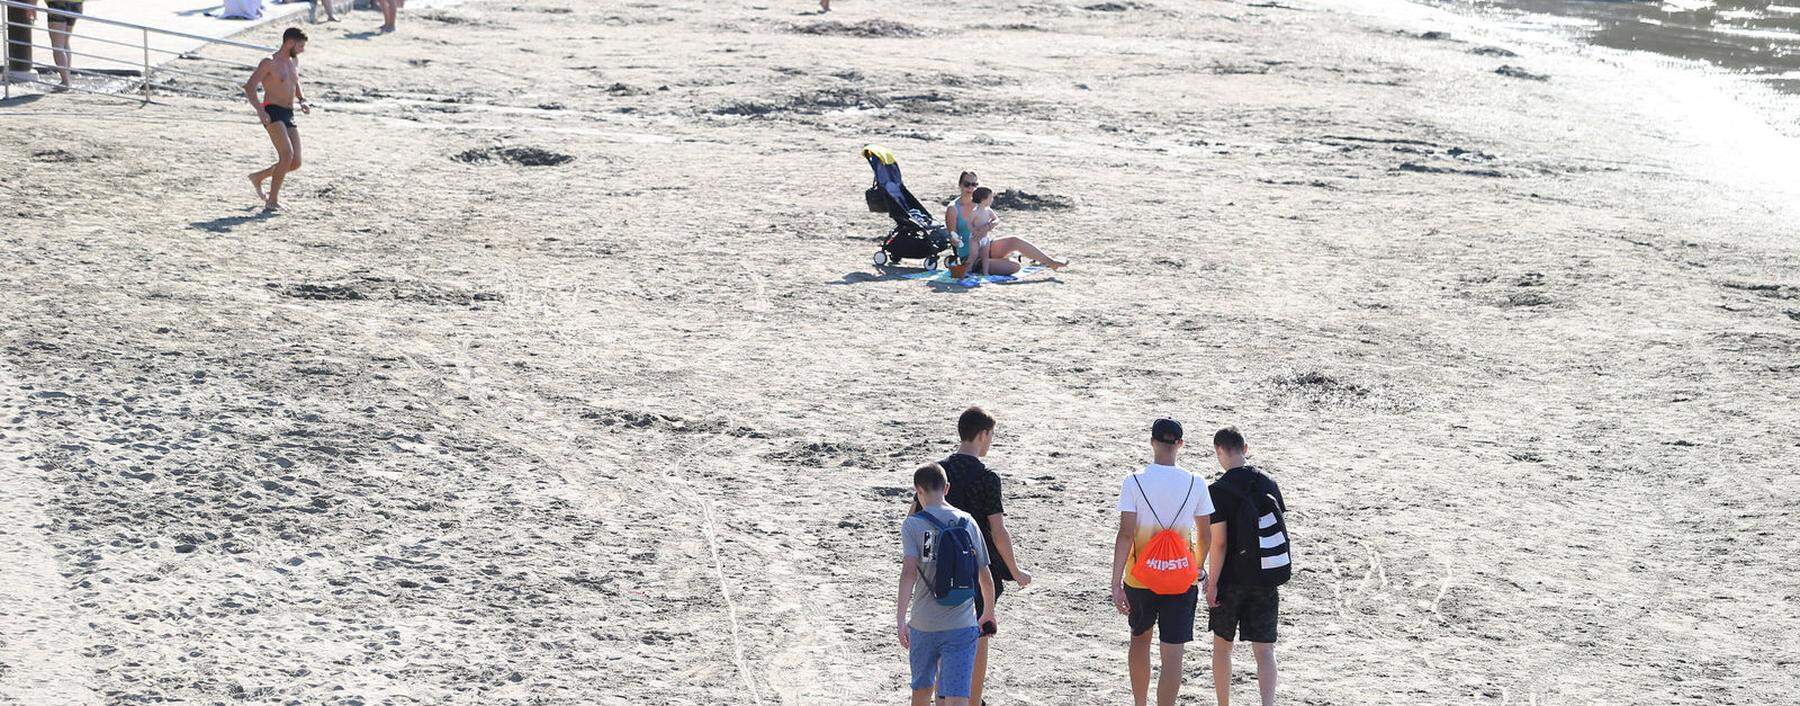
[820,0,830,12]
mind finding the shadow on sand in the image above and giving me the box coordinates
[190,210,276,233]
[829,266,929,285]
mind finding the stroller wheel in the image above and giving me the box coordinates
[924,256,939,271]
[873,251,890,266]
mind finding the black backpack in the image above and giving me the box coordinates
[1214,468,1292,587]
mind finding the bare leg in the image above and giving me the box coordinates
[910,687,932,706]
[820,0,830,11]
[285,124,303,175]
[49,24,71,86]
[968,635,988,706]
[982,258,1022,276]
[986,235,1067,269]
[1128,630,1152,706]
[250,122,293,208]
[380,0,398,31]
[1156,643,1184,706]
[1213,636,1233,706]
[267,125,301,208]
[1252,642,1276,706]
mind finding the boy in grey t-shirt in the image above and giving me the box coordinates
[897,463,995,706]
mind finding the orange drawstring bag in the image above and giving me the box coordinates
[1128,475,1200,595]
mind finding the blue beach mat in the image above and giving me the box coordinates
[902,265,1047,288]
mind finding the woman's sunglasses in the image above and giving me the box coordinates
[961,181,978,188]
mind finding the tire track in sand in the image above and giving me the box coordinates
[0,361,95,704]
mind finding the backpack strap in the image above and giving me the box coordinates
[1131,474,1194,531]
[913,509,947,587]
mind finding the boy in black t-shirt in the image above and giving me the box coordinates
[939,406,1030,706]
[1205,426,1286,706]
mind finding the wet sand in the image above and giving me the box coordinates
[1472,0,1800,91]
[2,0,1798,703]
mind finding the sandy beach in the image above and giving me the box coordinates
[2,0,1798,703]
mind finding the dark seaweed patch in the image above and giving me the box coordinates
[792,19,928,38]
[454,146,574,167]
[1495,65,1549,81]
[992,189,1074,211]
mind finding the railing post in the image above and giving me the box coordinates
[141,26,150,102]
[4,1,30,81]
[3,10,10,101]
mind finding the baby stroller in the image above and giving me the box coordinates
[861,145,956,269]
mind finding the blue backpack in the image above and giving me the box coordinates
[916,510,980,606]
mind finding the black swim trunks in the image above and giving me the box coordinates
[46,1,83,27]
[263,104,296,128]
[1126,584,1199,645]
[1208,583,1279,643]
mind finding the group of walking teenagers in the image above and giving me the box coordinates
[899,408,1292,706]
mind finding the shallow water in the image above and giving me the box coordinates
[1456,0,1800,91]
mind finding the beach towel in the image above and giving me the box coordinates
[903,265,1046,288]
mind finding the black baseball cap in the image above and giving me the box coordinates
[1151,418,1183,444]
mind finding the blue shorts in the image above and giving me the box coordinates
[907,625,980,696]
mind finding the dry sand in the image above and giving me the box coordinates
[2,0,1799,703]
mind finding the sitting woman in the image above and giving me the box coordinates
[967,186,1067,274]
[946,172,1068,276]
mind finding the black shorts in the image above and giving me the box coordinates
[264,104,296,128]
[46,1,83,27]
[1208,583,1279,643]
[1126,585,1198,645]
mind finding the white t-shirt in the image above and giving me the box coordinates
[1117,463,1216,589]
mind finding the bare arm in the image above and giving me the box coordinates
[987,513,1029,587]
[1110,511,1137,614]
[293,63,308,111]
[897,555,919,649]
[243,59,271,123]
[1205,521,1227,607]
[977,566,996,627]
[1193,512,1213,573]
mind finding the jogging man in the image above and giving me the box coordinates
[939,406,1031,705]
[897,462,997,706]
[1206,426,1290,706]
[242,28,310,211]
[1111,418,1215,706]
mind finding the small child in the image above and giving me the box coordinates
[897,462,996,706]
[970,186,1000,246]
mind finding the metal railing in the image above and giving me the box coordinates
[2,0,274,103]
